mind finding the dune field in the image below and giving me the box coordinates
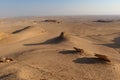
[0,16,120,80]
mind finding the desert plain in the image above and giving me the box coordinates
[0,16,120,80]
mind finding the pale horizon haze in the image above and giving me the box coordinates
[0,0,120,18]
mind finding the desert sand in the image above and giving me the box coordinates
[0,16,120,80]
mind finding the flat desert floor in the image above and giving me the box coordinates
[0,16,120,80]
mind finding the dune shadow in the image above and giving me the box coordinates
[73,57,107,64]
[41,19,60,23]
[24,43,43,46]
[0,73,17,80]
[59,50,78,54]
[93,20,113,23]
[24,36,66,46]
[12,26,31,34]
[99,37,120,48]
[24,32,67,46]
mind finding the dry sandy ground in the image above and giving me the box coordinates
[0,16,120,80]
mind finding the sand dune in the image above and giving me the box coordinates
[0,16,120,80]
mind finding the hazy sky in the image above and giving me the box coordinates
[0,0,120,17]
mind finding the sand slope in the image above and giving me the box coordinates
[0,16,120,80]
